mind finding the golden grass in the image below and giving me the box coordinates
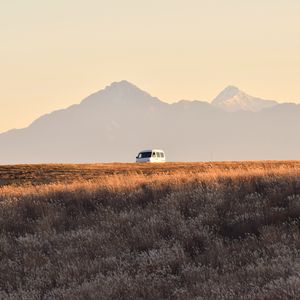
[1,160,299,197]
[0,160,299,187]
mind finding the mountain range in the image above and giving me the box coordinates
[0,80,299,164]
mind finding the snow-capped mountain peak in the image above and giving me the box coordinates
[212,86,278,112]
[212,85,241,104]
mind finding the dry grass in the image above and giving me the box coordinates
[1,160,299,186]
[0,161,300,299]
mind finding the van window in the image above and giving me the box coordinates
[152,152,156,157]
[157,152,161,158]
[161,153,164,158]
[138,152,152,158]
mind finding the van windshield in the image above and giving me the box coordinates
[138,152,152,158]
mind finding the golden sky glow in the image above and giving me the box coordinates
[1,0,300,132]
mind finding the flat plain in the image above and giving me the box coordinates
[0,161,300,299]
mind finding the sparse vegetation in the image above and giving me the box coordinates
[0,161,300,299]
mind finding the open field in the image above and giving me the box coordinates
[0,161,300,299]
[1,160,299,186]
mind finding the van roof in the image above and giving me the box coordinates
[139,149,164,153]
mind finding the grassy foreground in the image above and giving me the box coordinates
[0,161,300,299]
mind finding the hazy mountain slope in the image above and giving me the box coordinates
[0,81,168,163]
[212,86,278,112]
[0,81,299,164]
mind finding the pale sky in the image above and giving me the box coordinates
[1,0,300,133]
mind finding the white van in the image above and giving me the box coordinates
[136,149,166,163]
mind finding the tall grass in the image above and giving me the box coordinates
[0,162,300,299]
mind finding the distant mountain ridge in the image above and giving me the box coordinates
[0,81,299,164]
[212,86,278,112]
